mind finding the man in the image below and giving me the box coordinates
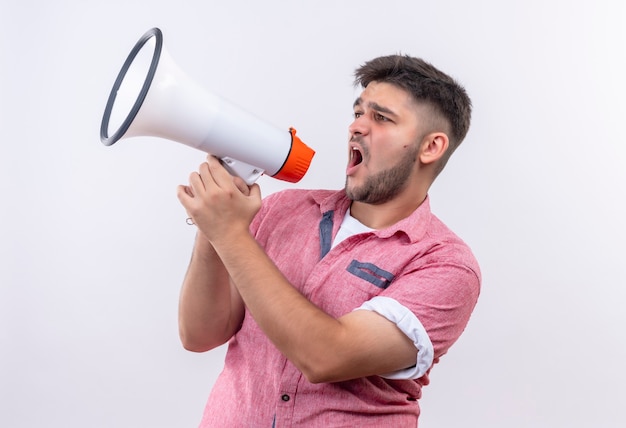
[176,55,481,427]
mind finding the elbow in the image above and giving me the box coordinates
[180,340,212,353]
[178,328,221,353]
[178,317,243,352]
[298,359,344,384]
[302,371,328,385]
[302,368,343,385]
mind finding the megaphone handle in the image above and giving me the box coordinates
[220,157,265,185]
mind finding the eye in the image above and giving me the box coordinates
[374,113,390,122]
[353,111,363,119]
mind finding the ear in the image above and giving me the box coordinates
[419,132,449,165]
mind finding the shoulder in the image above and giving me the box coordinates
[393,199,480,279]
[426,215,479,270]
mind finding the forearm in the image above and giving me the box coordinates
[178,231,244,352]
[211,231,364,381]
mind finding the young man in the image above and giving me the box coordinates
[177,55,481,427]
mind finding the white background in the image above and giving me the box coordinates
[1,1,625,427]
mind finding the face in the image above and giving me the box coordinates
[345,81,425,205]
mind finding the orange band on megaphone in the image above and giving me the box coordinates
[272,128,315,183]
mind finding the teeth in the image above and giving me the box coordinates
[350,146,363,166]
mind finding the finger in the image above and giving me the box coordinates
[176,184,192,205]
[248,183,262,200]
[198,161,217,190]
[206,156,235,188]
[232,176,251,196]
[188,171,205,195]
[178,184,194,198]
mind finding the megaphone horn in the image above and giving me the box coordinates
[100,27,315,184]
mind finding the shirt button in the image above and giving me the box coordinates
[281,394,290,402]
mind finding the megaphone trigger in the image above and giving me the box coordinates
[219,157,264,185]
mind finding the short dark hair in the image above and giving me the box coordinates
[354,55,472,174]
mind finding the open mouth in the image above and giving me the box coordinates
[349,146,363,168]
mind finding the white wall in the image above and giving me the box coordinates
[1,1,624,427]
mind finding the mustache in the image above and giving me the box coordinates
[350,135,363,144]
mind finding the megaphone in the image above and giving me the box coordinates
[100,27,315,184]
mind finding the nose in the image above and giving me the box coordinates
[349,114,369,137]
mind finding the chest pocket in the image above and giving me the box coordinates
[346,260,395,289]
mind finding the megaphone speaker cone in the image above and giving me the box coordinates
[100,28,163,146]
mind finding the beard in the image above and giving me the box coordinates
[345,146,418,205]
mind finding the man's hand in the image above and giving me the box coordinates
[177,155,262,244]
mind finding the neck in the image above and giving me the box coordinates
[349,190,428,230]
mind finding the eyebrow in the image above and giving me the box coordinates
[353,97,398,117]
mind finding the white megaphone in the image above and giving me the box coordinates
[100,27,315,184]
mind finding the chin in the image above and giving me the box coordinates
[344,176,356,190]
[344,181,361,202]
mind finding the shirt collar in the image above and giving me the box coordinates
[314,190,432,244]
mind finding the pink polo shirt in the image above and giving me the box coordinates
[199,189,480,427]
